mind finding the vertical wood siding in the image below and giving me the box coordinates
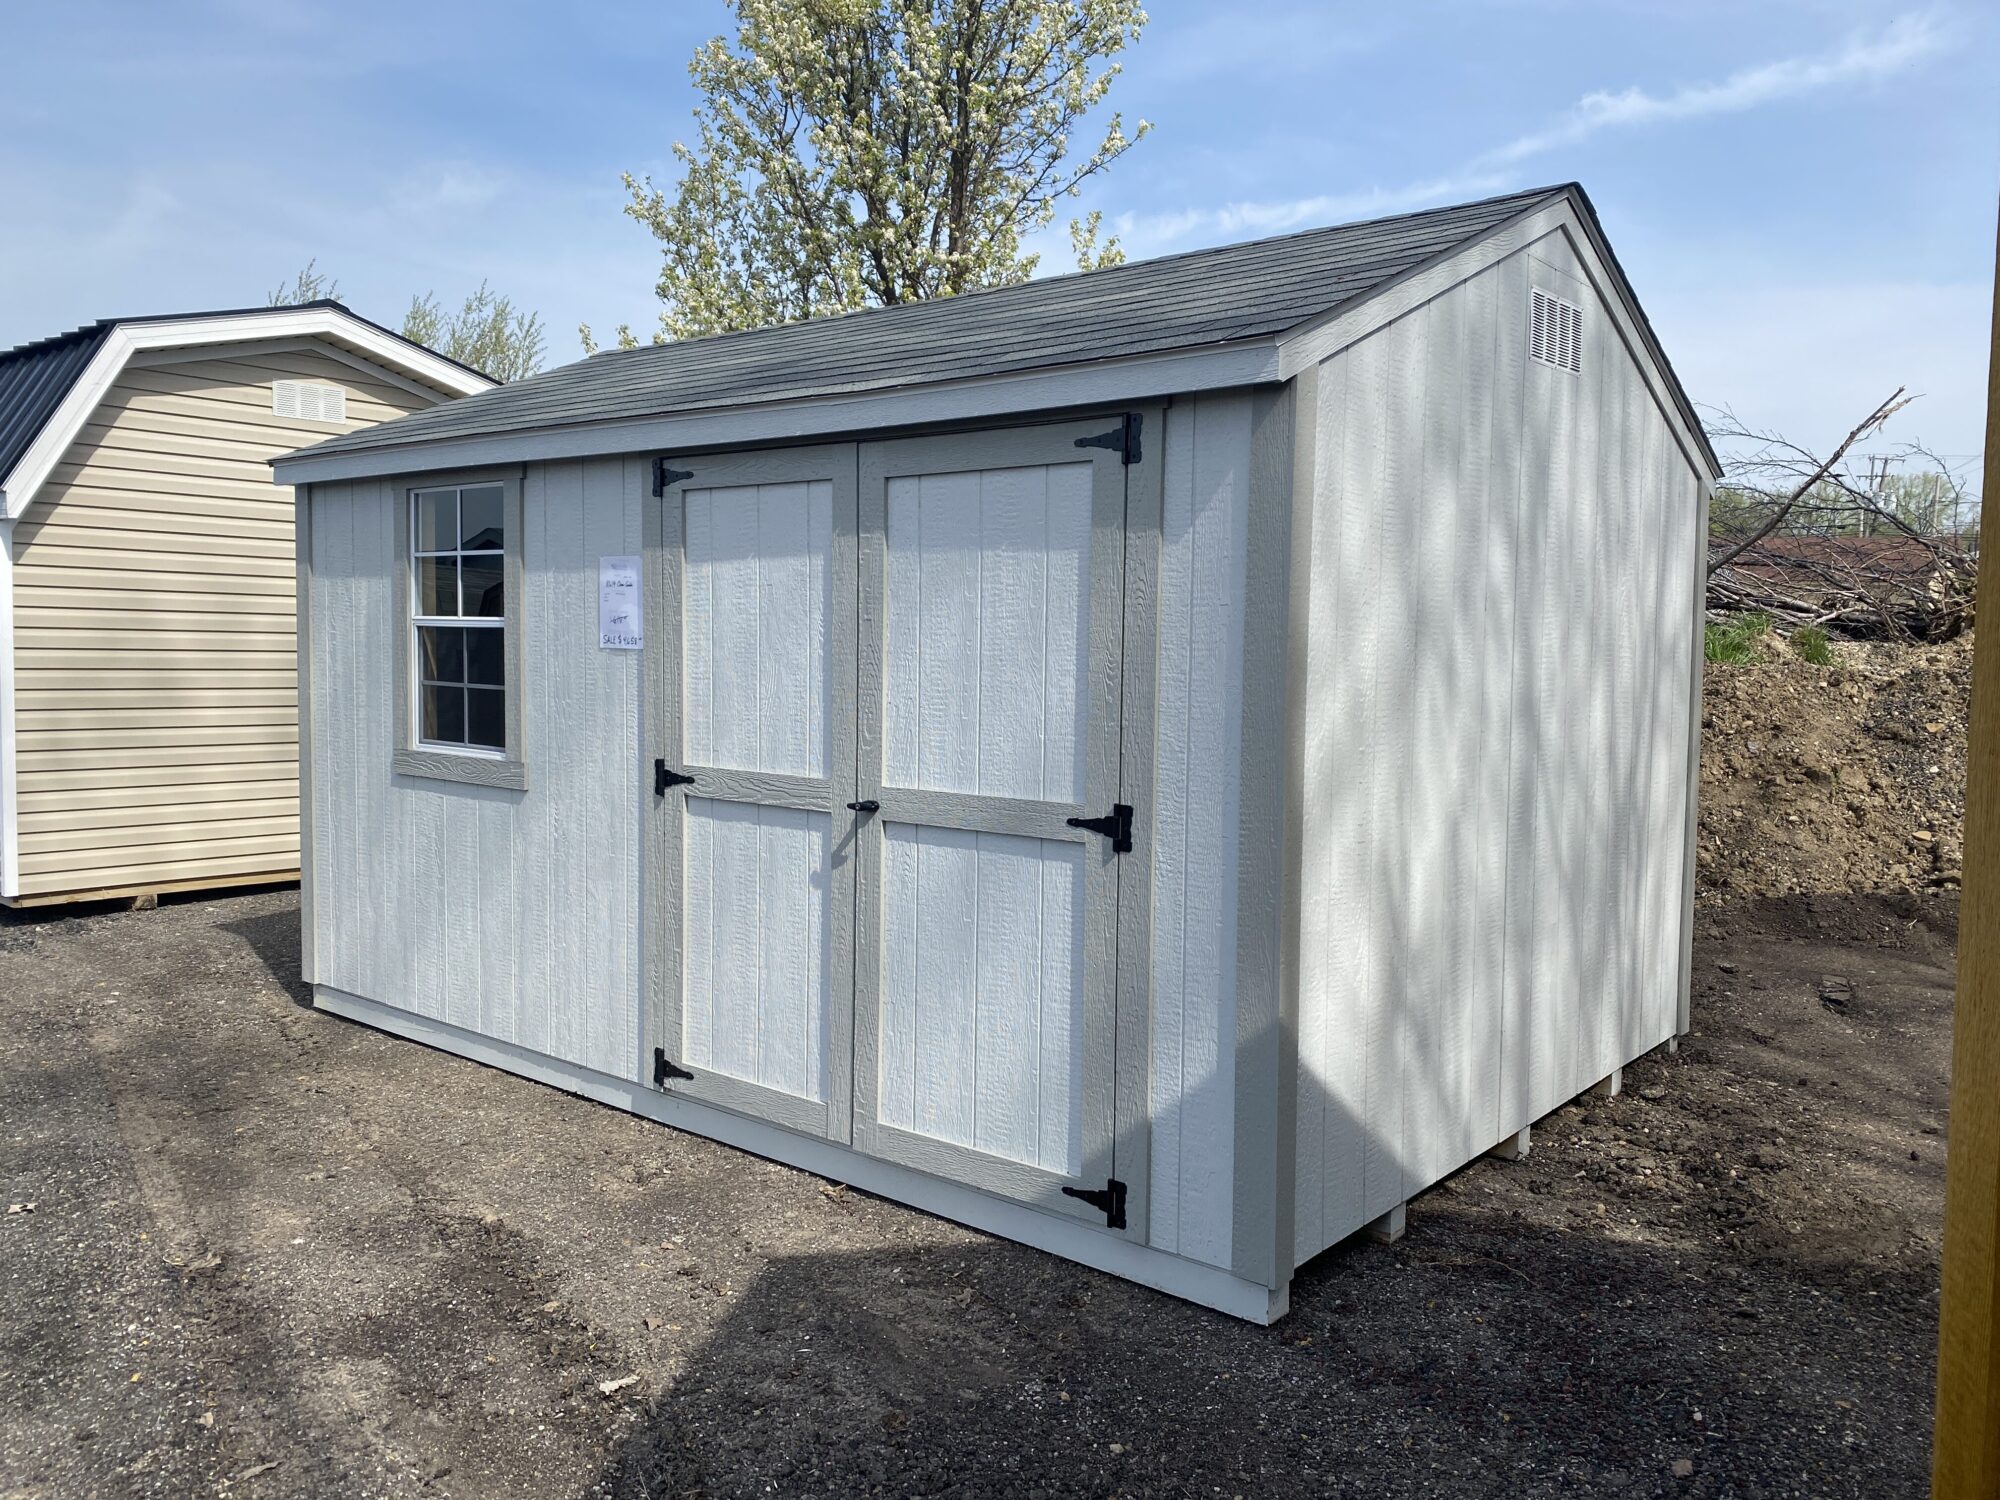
[309,459,645,1083]
[684,480,833,778]
[877,824,1085,1175]
[684,798,832,1101]
[1294,235,1700,1263]
[882,464,1092,802]
[1148,393,1253,1267]
[11,345,443,895]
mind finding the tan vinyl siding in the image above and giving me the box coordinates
[11,344,451,897]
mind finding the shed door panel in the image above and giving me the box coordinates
[651,446,858,1140]
[853,422,1131,1227]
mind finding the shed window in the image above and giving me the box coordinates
[412,485,507,750]
[393,475,525,790]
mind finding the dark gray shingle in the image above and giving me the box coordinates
[288,186,1570,462]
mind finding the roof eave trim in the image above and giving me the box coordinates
[273,335,1286,485]
[0,307,495,519]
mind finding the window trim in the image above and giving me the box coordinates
[392,469,528,790]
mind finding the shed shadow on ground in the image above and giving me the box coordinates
[586,1195,1933,1498]
[220,899,312,1007]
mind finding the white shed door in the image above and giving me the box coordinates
[851,421,1132,1227]
[650,445,859,1141]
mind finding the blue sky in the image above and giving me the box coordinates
[3,1,1993,471]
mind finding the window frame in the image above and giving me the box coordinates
[391,469,528,790]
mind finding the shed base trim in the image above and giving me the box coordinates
[312,984,1289,1325]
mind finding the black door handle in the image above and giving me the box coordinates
[846,799,880,814]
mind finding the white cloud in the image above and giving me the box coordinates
[1108,171,1515,260]
[1122,12,1952,257]
[1480,11,1948,166]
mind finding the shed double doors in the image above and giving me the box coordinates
[649,420,1140,1228]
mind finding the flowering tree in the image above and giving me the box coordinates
[614,0,1150,343]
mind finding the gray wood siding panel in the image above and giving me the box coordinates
[1295,240,1702,1263]
[1146,394,1253,1269]
[309,462,643,1082]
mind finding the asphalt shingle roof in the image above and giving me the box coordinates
[287,186,1576,464]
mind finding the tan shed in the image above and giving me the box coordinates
[0,302,492,905]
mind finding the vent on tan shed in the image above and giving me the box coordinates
[1530,288,1582,375]
[273,380,347,423]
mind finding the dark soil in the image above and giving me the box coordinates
[0,883,1952,1498]
[1698,632,1971,901]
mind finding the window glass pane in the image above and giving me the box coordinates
[460,486,505,551]
[418,557,460,617]
[462,554,504,618]
[466,687,506,749]
[421,683,466,744]
[464,625,504,686]
[419,625,464,684]
[415,491,458,554]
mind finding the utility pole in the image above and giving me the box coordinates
[1865,453,1893,537]
[1931,199,2000,1500]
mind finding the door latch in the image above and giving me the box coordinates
[1065,803,1134,853]
[846,799,880,814]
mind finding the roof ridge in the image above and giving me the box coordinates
[0,300,365,364]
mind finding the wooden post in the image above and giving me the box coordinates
[1932,201,2000,1500]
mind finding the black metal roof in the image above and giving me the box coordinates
[0,301,490,486]
[286,186,1595,464]
[0,322,113,486]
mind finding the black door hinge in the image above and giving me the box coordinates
[1066,802,1133,853]
[1074,412,1141,465]
[653,1047,693,1087]
[1062,1177,1127,1229]
[655,759,696,797]
[652,459,694,496]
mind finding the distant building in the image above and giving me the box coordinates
[0,303,491,905]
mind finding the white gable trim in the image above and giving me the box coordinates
[1276,196,1721,482]
[0,308,493,519]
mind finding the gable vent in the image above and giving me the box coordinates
[272,380,347,423]
[1530,288,1582,375]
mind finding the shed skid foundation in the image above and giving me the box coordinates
[2,868,300,910]
[312,985,1288,1324]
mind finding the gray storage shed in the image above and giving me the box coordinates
[275,184,1717,1321]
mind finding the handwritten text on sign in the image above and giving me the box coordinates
[598,555,643,650]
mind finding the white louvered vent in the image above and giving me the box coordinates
[272,380,347,423]
[1530,288,1582,375]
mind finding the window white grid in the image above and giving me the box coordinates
[272,379,347,423]
[411,484,507,753]
[1530,288,1583,375]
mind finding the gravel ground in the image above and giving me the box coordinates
[0,885,1950,1499]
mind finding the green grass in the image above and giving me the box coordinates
[1791,624,1835,666]
[1704,610,1774,665]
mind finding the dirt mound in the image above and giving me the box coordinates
[1697,630,1972,902]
